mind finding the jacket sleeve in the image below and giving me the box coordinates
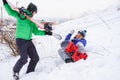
[65,33,72,41]
[76,42,85,53]
[32,23,45,36]
[3,3,18,18]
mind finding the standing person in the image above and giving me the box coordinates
[59,30,88,63]
[2,0,52,79]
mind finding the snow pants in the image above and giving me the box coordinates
[13,39,39,73]
[58,48,71,62]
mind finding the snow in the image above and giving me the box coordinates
[0,0,120,80]
[0,0,119,18]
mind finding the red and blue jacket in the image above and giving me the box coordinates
[65,33,87,47]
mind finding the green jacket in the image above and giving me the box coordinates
[4,4,45,40]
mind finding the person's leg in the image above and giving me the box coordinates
[13,39,29,79]
[61,40,69,48]
[13,39,29,73]
[58,48,71,62]
[26,41,39,73]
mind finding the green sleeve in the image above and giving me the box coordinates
[32,23,45,36]
[4,4,18,18]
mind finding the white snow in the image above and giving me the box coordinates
[0,0,120,80]
[0,0,119,18]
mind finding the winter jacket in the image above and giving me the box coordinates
[3,3,45,40]
[64,33,88,62]
[65,33,87,51]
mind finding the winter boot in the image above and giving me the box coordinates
[83,53,88,60]
[65,58,74,63]
[13,72,19,80]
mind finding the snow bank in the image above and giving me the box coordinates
[0,2,120,80]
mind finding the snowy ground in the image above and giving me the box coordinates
[0,3,120,80]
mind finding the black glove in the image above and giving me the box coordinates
[2,0,8,4]
[18,7,27,15]
[44,31,52,35]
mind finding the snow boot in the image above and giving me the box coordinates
[65,58,74,63]
[13,72,19,80]
[83,53,88,60]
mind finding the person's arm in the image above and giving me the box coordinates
[2,0,18,17]
[76,42,85,53]
[76,39,87,53]
[65,30,75,41]
[65,33,72,41]
[33,24,45,36]
[33,23,52,36]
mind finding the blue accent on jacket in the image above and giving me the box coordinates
[65,33,87,47]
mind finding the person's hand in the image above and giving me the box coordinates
[2,0,8,4]
[45,31,52,35]
[70,30,75,35]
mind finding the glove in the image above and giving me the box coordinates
[18,7,27,15]
[45,31,52,35]
[2,0,8,4]
[70,30,75,35]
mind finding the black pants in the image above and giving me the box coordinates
[13,39,39,73]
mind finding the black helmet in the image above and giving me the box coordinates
[27,3,37,13]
